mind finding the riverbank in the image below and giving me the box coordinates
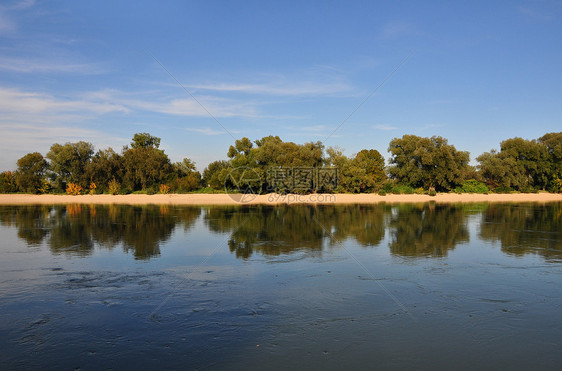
[1,192,562,205]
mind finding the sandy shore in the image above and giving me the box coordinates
[1,192,561,205]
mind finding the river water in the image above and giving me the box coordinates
[1,203,561,370]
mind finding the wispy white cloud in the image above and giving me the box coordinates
[0,87,129,116]
[186,127,238,136]
[181,67,355,97]
[0,123,128,170]
[189,81,352,96]
[0,85,263,169]
[0,56,107,74]
[0,86,132,169]
[374,124,398,131]
[125,95,259,118]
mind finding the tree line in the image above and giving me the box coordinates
[0,131,561,194]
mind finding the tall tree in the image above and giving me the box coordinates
[130,132,161,149]
[476,150,525,190]
[121,133,173,191]
[202,160,230,189]
[341,149,387,193]
[47,141,94,190]
[85,148,124,192]
[538,132,562,191]
[388,135,470,191]
[170,158,202,192]
[500,137,550,190]
[15,152,48,193]
[477,136,553,191]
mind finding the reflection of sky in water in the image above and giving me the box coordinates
[0,203,561,369]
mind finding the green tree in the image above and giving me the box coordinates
[325,146,348,168]
[224,136,327,192]
[85,148,124,193]
[538,132,562,191]
[388,135,470,191]
[130,132,161,149]
[227,137,253,160]
[121,134,173,192]
[340,149,387,193]
[0,171,18,193]
[500,137,550,190]
[170,158,202,192]
[47,141,94,191]
[476,150,522,191]
[477,136,553,191]
[15,152,48,193]
[203,160,230,189]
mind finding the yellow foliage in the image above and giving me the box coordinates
[66,183,83,195]
[89,182,97,195]
[39,179,52,194]
[108,179,120,195]
[159,184,170,194]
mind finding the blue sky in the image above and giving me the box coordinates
[1,0,561,171]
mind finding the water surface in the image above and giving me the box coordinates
[1,203,561,370]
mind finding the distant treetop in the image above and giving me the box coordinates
[131,132,161,149]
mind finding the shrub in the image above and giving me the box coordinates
[159,184,170,194]
[493,186,512,194]
[429,189,437,196]
[89,182,97,195]
[378,189,387,196]
[120,187,133,195]
[454,179,489,194]
[66,183,83,195]
[382,181,394,193]
[390,184,415,194]
[108,179,120,195]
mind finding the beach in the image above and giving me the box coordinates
[1,192,561,205]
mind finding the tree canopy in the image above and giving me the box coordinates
[15,152,48,193]
[388,135,470,191]
[47,141,94,191]
[477,132,561,192]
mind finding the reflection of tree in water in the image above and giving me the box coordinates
[388,203,469,257]
[0,205,52,245]
[319,204,388,247]
[0,205,201,259]
[204,205,387,259]
[479,203,562,261]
